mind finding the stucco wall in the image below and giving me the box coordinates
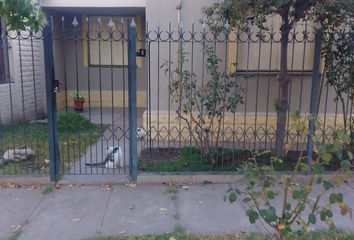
[0,33,46,124]
[42,0,345,123]
[52,15,147,109]
[145,0,340,115]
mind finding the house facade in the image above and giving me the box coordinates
[41,0,347,144]
[0,0,345,142]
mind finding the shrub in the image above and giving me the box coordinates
[57,112,98,133]
[226,112,353,240]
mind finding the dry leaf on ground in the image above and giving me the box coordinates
[100,184,113,191]
[72,218,81,222]
[125,182,137,189]
[11,225,21,231]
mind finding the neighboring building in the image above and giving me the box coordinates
[0,19,46,124]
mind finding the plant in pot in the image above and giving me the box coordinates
[72,92,85,112]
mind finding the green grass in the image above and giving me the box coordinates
[87,229,354,240]
[7,229,22,240]
[0,112,103,175]
[138,147,301,173]
[41,186,54,195]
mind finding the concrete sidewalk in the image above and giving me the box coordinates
[0,183,353,240]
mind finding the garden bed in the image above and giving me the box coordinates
[138,147,347,173]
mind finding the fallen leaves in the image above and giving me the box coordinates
[125,182,137,189]
[0,183,21,189]
[11,225,21,231]
[72,218,81,223]
[100,184,113,191]
[159,207,168,212]
[26,185,41,191]
[67,184,82,187]
[0,183,44,190]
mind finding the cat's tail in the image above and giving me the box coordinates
[86,162,105,167]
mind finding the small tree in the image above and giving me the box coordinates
[0,0,45,31]
[203,0,353,156]
[226,112,353,240]
[322,19,354,151]
[164,44,244,163]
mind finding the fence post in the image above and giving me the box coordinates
[43,17,60,182]
[307,26,323,175]
[128,19,138,181]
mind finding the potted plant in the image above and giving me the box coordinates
[72,92,85,112]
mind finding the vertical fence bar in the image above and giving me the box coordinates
[307,27,323,175]
[128,19,137,181]
[43,17,59,181]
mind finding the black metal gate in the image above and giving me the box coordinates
[44,16,138,181]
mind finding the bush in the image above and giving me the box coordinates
[57,112,98,133]
[225,113,353,240]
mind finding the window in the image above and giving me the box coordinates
[83,15,143,67]
[0,20,9,84]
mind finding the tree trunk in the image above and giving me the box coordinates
[275,21,291,156]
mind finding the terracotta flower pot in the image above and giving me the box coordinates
[74,98,85,112]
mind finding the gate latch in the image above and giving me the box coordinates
[136,48,146,57]
[54,80,61,93]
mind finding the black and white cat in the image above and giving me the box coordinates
[86,129,146,169]
[86,146,123,168]
[136,127,147,140]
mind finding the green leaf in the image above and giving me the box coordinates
[340,160,350,169]
[267,191,277,200]
[316,177,323,184]
[242,197,251,204]
[246,209,259,224]
[260,208,277,223]
[285,203,291,211]
[284,212,292,220]
[320,210,327,221]
[329,193,338,204]
[335,176,344,185]
[292,189,306,200]
[322,152,332,162]
[308,213,316,224]
[313,163,325,175]
[235,188,241,195]
[229,192,237,203]
[327,210,333,218]
[323,180,334,190]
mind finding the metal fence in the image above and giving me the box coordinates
[0,16,352,179]
[139,21,353,173]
